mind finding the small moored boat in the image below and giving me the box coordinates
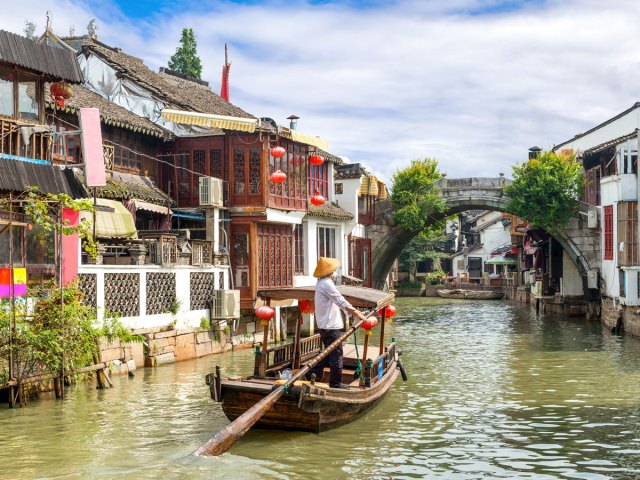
[205,285,405,434]
[437,288,504,300]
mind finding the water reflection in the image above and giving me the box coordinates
[1,298,640,479]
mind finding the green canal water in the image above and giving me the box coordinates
[1,298,640,479]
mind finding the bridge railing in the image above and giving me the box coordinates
[437,177,512,189]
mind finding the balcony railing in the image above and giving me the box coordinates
[0,117,51,161]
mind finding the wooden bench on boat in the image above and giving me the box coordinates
[205,285,403,433]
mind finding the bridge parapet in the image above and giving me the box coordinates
[437,177,512,190]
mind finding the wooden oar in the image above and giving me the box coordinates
[195,313,374,456]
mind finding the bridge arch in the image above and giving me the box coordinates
[370,177,599,294]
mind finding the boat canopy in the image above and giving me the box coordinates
[257,286,395,310]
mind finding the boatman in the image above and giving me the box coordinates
[308,257,367,389]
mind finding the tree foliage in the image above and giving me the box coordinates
[391,158,446,232]
[168,28,203,79]
[398,231,449,277]
[504,150,584,231]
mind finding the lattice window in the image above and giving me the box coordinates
[308,163,328,199]
[210,149,223,179]
[249,147,261,194]
[234,147,245,194]
[218,271,225,290]
[617,201,637,266]
[77,273,97,308]
[604,205,613,260]
[144,235,177,266]
[234,232,249,287]
[104,273,139,317]
[146,272,176,315]
[269,141,307,209]
[258,224,294,288]
[294,224,304,275]
[192,240,213,265]
[190,272,215,310]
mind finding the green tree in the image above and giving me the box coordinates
[504,150,584,231]
[398,231,449,279]
[168,28,203,79]
[391,158,446,232]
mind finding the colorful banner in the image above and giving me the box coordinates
[13,268,27,297]
[0,268,28,298]
[0,268,9,298]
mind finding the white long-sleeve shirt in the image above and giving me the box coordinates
[314,276,354,330]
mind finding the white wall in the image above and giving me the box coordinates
[561,250,583,296]
[334,177,360,220]
[295,216,350,287]
[554,106,640,153]
[78,264,230,329]
[600,176,619,298]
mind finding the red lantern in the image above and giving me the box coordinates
[309,154,325,166]
[50,81,72,108]
[310,190,325,206]
[299,299,315,314]
[270,170,287,183]
[360,317,378,331]
[270,146,286,158]
[255,305,275,320]
[510,245,519,254]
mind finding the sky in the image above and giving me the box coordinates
[4,0,640,184]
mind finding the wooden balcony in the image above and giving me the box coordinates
[0,117,51,161]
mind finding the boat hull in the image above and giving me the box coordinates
[437,289,504,300]
[220,364,400,433]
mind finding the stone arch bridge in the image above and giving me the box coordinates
[369,177,600,295]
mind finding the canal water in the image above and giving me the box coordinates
[1,298,640,479]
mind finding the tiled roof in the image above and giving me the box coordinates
[0,29,83,83]
[78,171,174,207]
[46,84,172,139]
[316,149,344,165]
[335,163,367,179]
[306,202,353,220]
[64,36,254,119]
[0,157,87,197]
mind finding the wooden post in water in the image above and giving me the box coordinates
[379,309,386,356]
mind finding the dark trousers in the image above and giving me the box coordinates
[308,329,343,387]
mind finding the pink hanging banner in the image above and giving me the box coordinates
[61,208,80,285]
[79,108,106,187]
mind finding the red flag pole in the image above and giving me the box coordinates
[220,43,230,101]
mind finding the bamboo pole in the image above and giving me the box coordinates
[195,313,374,457]
[8,193,15,408]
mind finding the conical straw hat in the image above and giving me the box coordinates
[313,257,340,278]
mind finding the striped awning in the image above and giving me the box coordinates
[160,109,257,133]
[80,198,137,239]
[358,175,388,199]
[279,127,329,150]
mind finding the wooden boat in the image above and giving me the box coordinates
[437,288,504,300]
[205,285,404,434]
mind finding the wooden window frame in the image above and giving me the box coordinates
[617,201,637,266]
[269,140,307,210]
[308,163,328,199]
[294,224,304,275]
[604,205,614,260]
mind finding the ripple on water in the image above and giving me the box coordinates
[2,299,640,479]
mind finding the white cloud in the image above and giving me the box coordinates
[3,0,640,185]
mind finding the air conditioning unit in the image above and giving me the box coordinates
[212,289,240,318]
[199,176,223,207]
[620,269,640,306]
